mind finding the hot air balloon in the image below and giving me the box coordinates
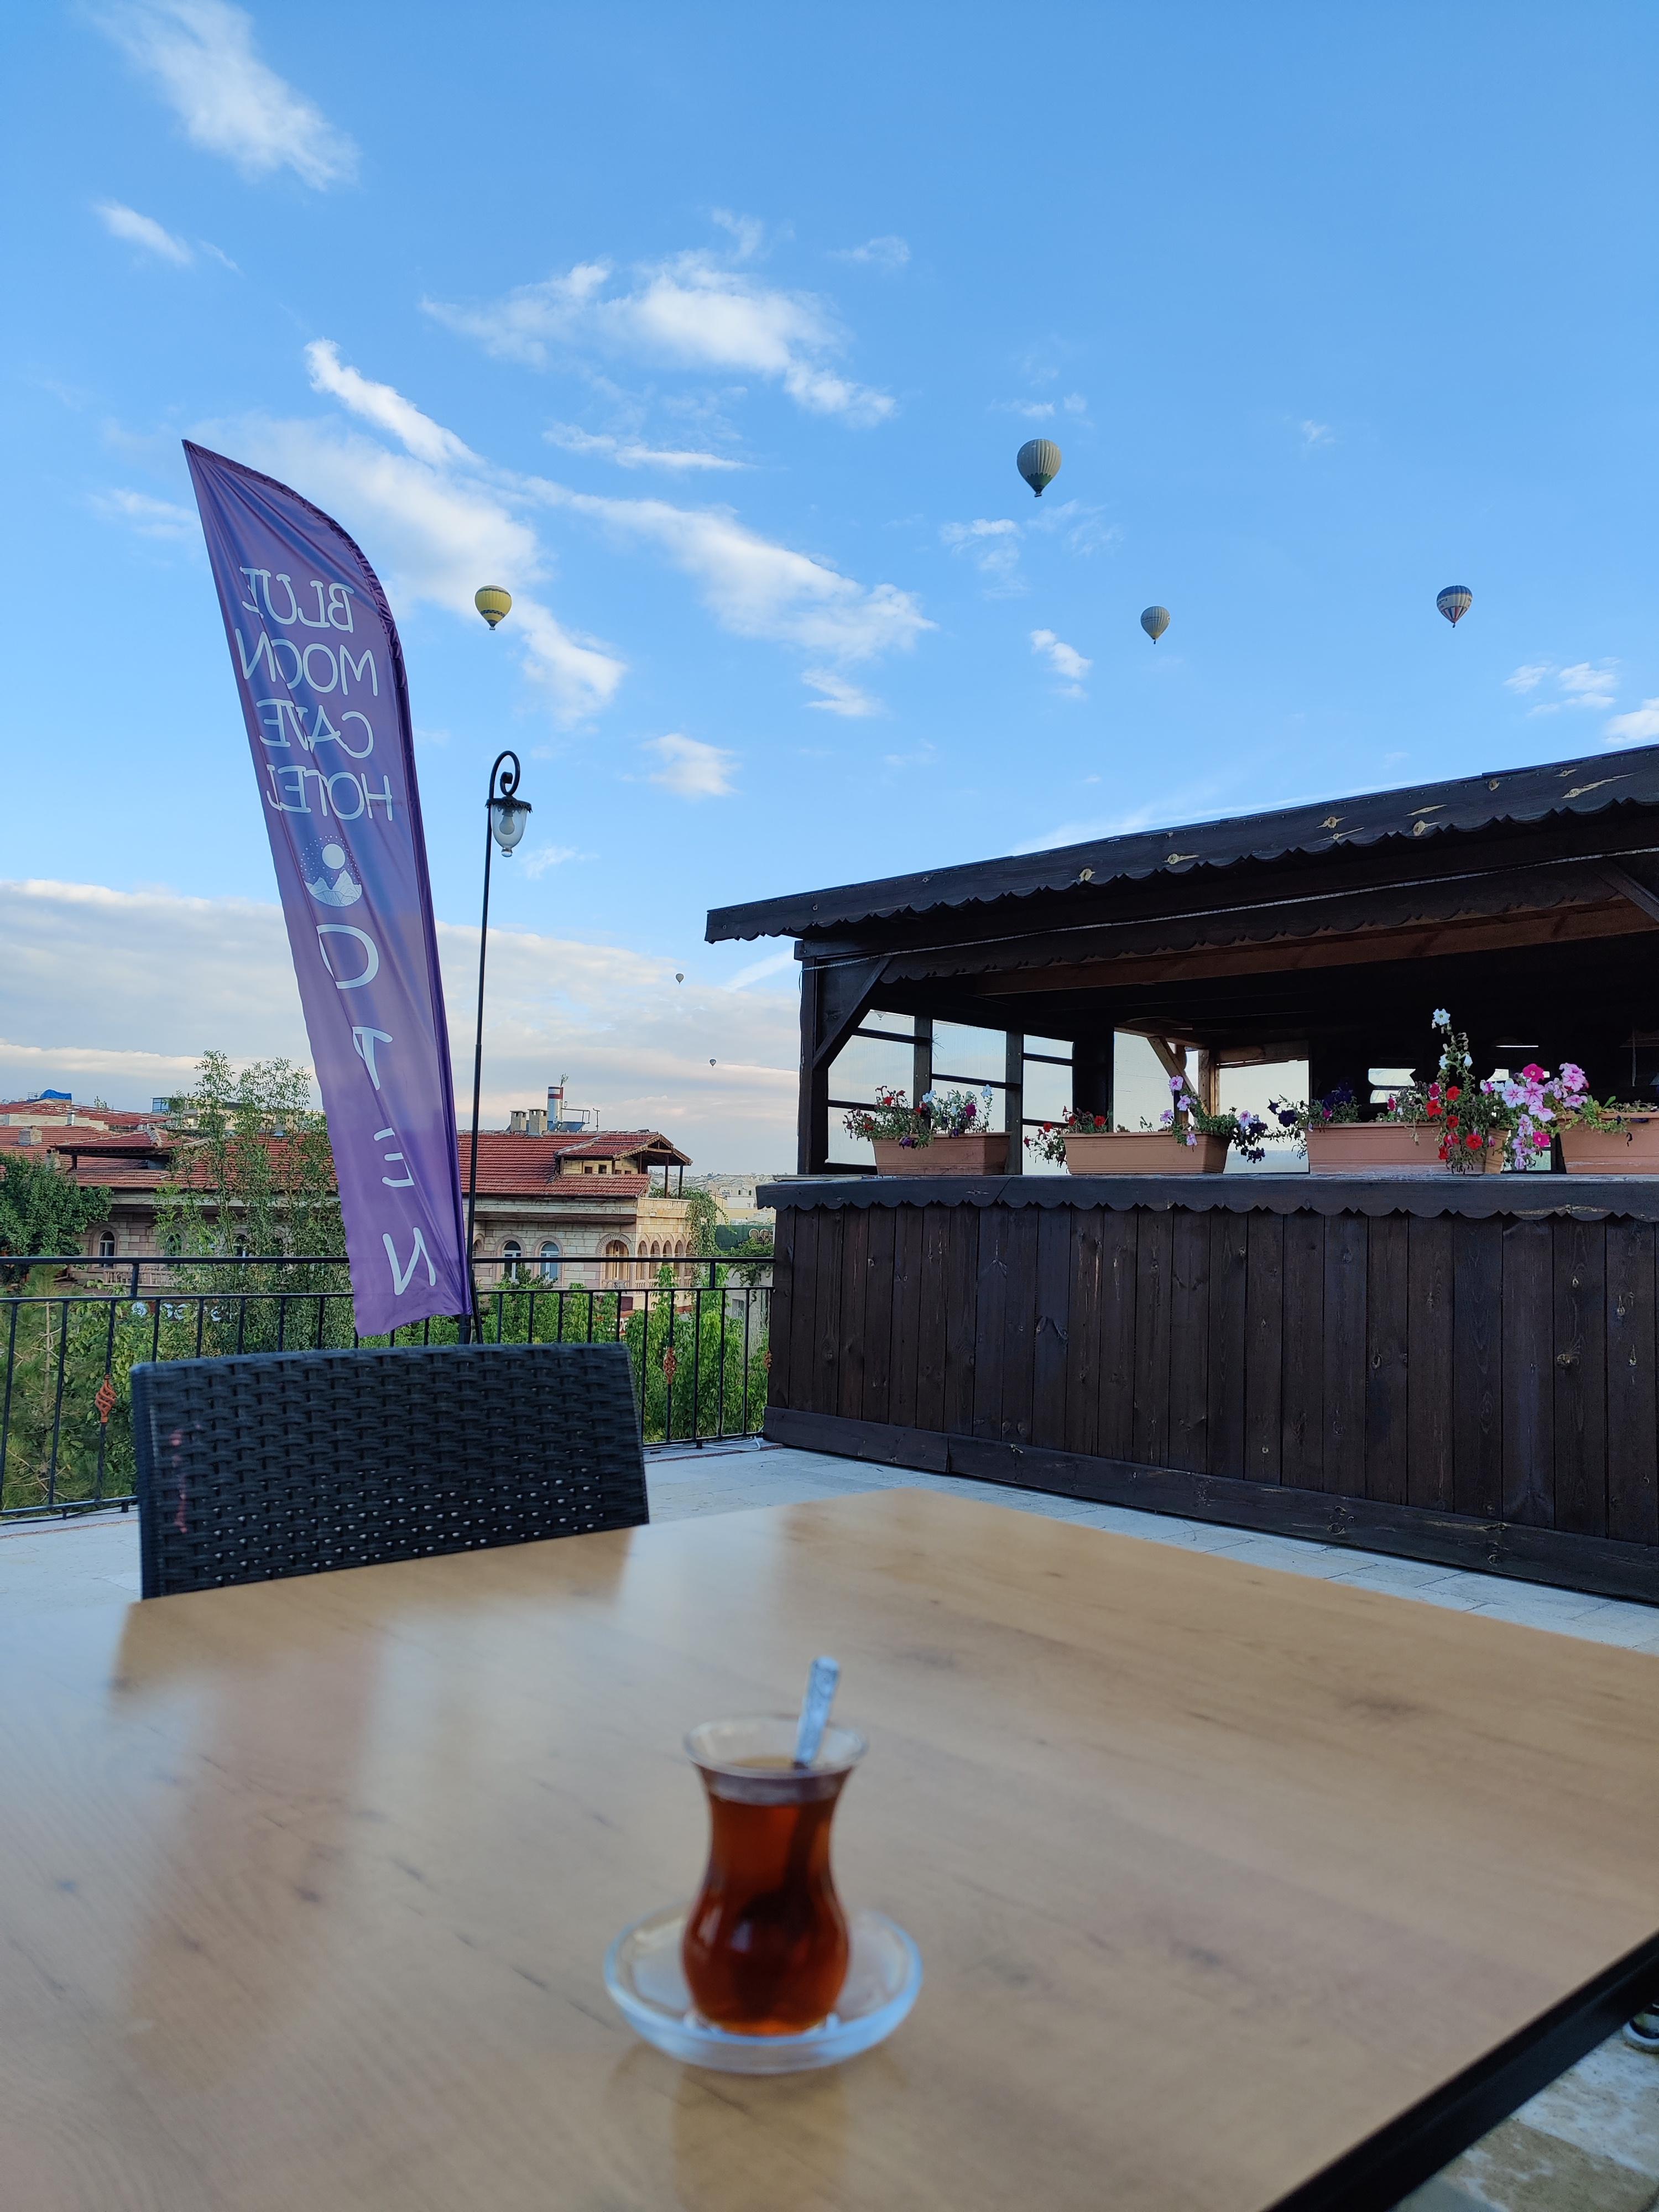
[675,972,684,983]
[1016,439,1062,498]
[474,586,513,630]
[1436,585,1472,628]
[1141,605,1170,644]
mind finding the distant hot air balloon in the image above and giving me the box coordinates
[474,586,513,630]
[675,972,685,983]
[1436,585,1473,628]
[1016,439,1062,498]
[1141,605,1171,644]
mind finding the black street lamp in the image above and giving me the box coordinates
[465,748,531,1327]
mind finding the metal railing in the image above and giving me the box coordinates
[0,1252,771,1524]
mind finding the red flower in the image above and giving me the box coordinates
[1427,1100,1443,1118]
[1465,1132,1482,1149]
[1446,1086,1462,1102]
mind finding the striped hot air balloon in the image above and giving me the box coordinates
[1141,604,1170,643]
[474,585,513,630]
[1436,585,1472,628]
[1016,439,1062,497]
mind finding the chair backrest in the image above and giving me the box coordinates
[131,1340,648,1599]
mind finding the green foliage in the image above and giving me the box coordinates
[157,1051,345,1273]
[682,1185,722,1257]
[0,1155,111,1279]
[1,1270,770,1516]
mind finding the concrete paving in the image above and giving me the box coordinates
[4,1442,1656,2209]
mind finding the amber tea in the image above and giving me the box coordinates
[681,1718,866,2036]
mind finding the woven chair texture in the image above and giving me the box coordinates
[132,1341,648,1599]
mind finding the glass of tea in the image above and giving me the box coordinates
[681,1714,867,2036]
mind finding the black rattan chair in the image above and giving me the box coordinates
[131,1341,648,1598]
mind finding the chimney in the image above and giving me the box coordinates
[526,1107,547,1136]
[509,1108,528,1135]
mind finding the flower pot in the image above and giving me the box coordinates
[872,1134,1009,1176]
[1305,1124,1441,1175]
[1063,1131,1229,1176]
[1561,1120,1659,1175]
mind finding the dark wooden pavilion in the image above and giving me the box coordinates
[711,744,1659,1171]
[708,746,1659,1603]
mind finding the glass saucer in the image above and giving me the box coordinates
[603,1902,922,2074]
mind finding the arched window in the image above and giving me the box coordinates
[603,1238,629,1283]
[539,1240,561,1282]
[96,1229,116,1259]
[675,1239,687,1259]
[501,1239,523,1281]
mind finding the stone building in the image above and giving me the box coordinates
[2,1098,696,1290]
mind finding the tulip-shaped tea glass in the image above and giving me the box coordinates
[681,1714,867,2035]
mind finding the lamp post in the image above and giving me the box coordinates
[463,748,531,1331]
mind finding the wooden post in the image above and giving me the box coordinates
[797,964,830,1175]
[912,1015,934,1114]
[1204,1053,1221,1114]
[1073,1032,1114,1123]
[1005,1031,1025,1176]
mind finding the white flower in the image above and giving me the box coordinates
[1432,1007,1451,1026]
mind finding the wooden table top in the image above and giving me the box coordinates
[2,1488,1656,2212]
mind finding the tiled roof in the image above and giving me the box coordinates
[477,1172,654,1201]
[53,1130,687,1203]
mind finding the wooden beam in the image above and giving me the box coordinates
[964,899,1657,999]
[1600,862,1659,928]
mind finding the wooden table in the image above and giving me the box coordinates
[2,1489,1656,2212]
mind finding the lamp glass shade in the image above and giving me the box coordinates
[489,796,531,853]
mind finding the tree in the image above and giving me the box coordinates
[0,1154,111,1279]
[156,1051,343,1261]
[682,1185,722,1258]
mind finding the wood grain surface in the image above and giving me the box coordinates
[2,1488,1657,2212]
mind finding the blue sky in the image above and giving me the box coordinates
[6,4,1659,1156]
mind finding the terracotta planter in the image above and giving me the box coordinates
[1561,1120,1659,1175]
[872,1134,1009,1176]
[1063,1131,1229,1176]
[1305,1124,1440,1174]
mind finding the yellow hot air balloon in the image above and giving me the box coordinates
[474,586,513,630]
[1016,439,1062,497]
[1141,604,1171,643]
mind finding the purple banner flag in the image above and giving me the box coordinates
[184,442,472,1335]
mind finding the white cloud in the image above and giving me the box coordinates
[96,0,357,189]
[93,199,192,264]
[0,879,796,1162]
[91,486,198,539]
[304,340,472,467]
[543,422,745,472]
[1506,660,1619,716]
[424,244,894,424]
[831,235,909,271]
[645,734,737,800]
[725,948,796,989]
[519,844,590,878]
[1557,661,1619,703]
[1605,701,1659,746]
[1301,420,1334,448]
[537,480,932,661]
[942,516,1022,591]
[802,667,882,717]
[1062,393,1089,416]
[1026,497,1120,557]
[222,410,624,722]
[1031,627,1091,696]
[997,400,1055,420]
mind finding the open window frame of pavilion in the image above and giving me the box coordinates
[708,745,1659,1172]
